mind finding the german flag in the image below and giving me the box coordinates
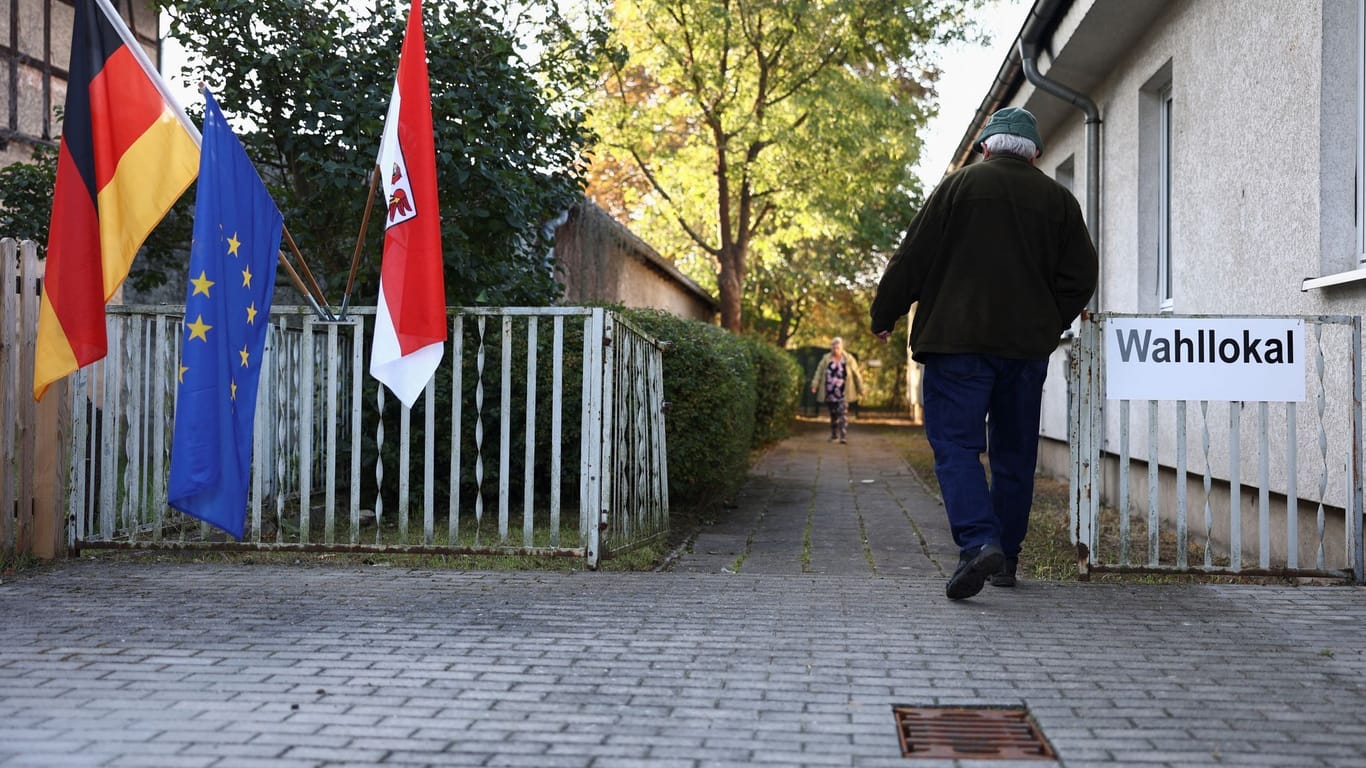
[33,0,199,401]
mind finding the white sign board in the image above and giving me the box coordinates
[1105,317,1305,402]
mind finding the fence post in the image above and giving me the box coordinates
[583,309,606,569]
[33,371,65,559]
[1069,315,1095,578]
[1352,316,1364,583]
[1,240,17,560]
[597,311,618,564]
[19,241,67,559]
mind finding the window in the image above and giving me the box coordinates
[1301,0,1362,288]
[1301,0,1364,288]
[1139,62,1173,312]
[1158,84,1174,310]
[1055,155,1075,193]
[1359,0,1366,262]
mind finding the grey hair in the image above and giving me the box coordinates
[831,337,844,347]
[982,133,1038,159]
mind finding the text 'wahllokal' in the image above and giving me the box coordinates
[1112,328,1296,365]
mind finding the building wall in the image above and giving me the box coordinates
[1016,0,1366,513]
[554,202,717,323]
[1066,0,1330,316]
[1,0,163,167]
[1013,0,1361,510]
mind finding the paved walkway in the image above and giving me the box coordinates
[2,419,1366,767]
[669,419,957,577]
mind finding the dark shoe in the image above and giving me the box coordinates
[945,543,1005,600]
[990,557,1018,588]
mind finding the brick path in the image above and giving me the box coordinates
[669,419,956,577]
[2,419,1365,767]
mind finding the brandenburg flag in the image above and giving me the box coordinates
[33,0,199,401]
[369,0,447,409]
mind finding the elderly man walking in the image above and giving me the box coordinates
[870,107,1098,600]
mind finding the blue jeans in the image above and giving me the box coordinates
[921,353,1049,558]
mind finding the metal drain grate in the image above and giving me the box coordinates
[893,706,1056,761]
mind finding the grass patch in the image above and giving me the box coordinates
[78,541,666,573]
[856,502,876,572]
[68,488,723,574]
[801,514,813,573]
[0,551,44,582]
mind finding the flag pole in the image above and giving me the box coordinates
[280,225,337,320]
[276,251,326,318]
[193,83,330,322]
[96,0,200,144]
[338,165,380,320]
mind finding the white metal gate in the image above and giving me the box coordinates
[62,306,669,568]
[1069,313,1363,582]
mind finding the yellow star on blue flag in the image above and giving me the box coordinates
[168,89,283,540]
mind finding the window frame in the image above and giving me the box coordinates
[1358,0,1366,263]
[1158,84,1174,311]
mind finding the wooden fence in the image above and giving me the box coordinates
[1,239,63,562]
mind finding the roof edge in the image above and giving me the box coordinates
[569,202,719,311]
[946,0,1073,174]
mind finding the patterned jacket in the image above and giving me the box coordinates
[810,352,865,403]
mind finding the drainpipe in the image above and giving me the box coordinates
[1017,5,1102,311]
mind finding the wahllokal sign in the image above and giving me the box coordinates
[1105,317,1305,402]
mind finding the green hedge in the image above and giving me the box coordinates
[363,307,802,518]
[623,309,755,505]
[744,336,801,448]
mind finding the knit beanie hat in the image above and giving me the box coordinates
[975,107,1043,154]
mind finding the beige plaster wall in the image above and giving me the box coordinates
[1011,0,1363,510]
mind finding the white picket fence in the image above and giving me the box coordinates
[1,234,669,567]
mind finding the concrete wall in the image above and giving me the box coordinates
[554,202,717,323]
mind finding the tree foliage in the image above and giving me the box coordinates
[0,145,57,247]
[0,141,196,292]
[159,0,607,307]
[588,0,981,335]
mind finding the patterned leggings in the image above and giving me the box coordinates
[826,399,847,440]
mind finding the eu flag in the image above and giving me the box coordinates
[167,89,282,539]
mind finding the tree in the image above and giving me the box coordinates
[743,242,834,348]
[589,0,980,332]
[159,0,607,307]
[0,146,57,247]
[743,171,930,346]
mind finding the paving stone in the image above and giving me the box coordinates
[2,420,1366,766]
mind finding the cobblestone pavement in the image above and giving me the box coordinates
[2,420,1365,767]
[668,419,957,578]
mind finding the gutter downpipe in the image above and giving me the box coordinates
[1017,5,1101,312]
